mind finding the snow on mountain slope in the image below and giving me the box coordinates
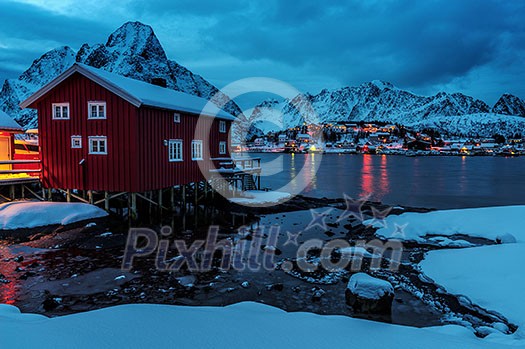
[492,93,525,117]
[412,113,525,137]
[249,81,525,137]
[0,22,242,128]
[0,46,76,126]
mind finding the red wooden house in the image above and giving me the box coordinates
[20,63,234,195]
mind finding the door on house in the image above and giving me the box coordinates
[0,136,12,171]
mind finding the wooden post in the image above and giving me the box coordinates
[87,190,94,204]
[170,187,175,210]
[194,182,198,208]
[182,185,186,212]
[104,191,110,211]
[158,189,163,209]
[131,193,137,221]
[47,188,52,201]
[21,185,25,199]
[42,188,46,201]
[66,189,71,202]
[9,185,15,200]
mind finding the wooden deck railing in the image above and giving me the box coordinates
[0,160,41,175]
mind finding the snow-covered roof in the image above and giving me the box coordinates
[20,63,236,121]
[0,110,23,131]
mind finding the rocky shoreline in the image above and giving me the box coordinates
[0,195,517,337]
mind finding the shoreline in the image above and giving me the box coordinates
[0,195,517,336]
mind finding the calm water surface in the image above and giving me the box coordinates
[253,153,525,209]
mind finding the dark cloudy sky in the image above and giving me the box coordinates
[0,0,524,105]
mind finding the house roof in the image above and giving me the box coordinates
[0,110,23,132]
[20,63,236,121]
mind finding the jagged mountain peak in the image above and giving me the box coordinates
[105,21,167,61]
[106,22,155,47]
[19,46,76,86]
[492,93,525,117]
[0,21,243,128]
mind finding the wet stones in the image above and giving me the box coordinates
[346,273,394,315]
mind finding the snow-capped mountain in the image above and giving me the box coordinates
[249,80,525,137]
[0,21,243,128]
[492,93,525,117]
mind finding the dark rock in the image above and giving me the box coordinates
[345,273,394,315]
[266,283,284,291]
[311,287,326,302]
[43,297,60,311]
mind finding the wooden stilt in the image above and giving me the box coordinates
[104,191,110,211]
[170,187,175,210]
[47,188,52,201]
[9,185,15,200]
[182,185,186,212]
[66,189,71,202]
[131,193,137,221]
[195,182,199,207]
[87,190,93,204]
[21,185,25,199]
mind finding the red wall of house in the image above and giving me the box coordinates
[31,72,231,193]
[136,106,231,192]
[33,72,139,192]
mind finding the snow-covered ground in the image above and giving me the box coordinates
[420,244,525,346]
[367,206,525,245]
[368,205,525,346]
[229,190,292,206]
[0,301,513,349]
[0,201,108,229]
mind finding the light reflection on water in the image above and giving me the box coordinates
[257,153,525,209]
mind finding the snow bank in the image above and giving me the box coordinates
[0,201,108,229]
[0,301,509,348]
[229,190,292,206]
[367,206,525,243]
[420,244,525,344]
[347,273,394,300]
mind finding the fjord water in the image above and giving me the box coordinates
[256,153,525,209]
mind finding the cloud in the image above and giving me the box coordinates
[0,0,524,105]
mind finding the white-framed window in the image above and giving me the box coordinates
[219,120,226,133]
[173,112,181,123]
[88,136,107,155]
[168,139,183,162]
[192,140,203,160]
[219,141,227,155]
[52,103,70,119]
[88,102,106,119]
[71,135,82,149]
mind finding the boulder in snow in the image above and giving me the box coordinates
[346,273,394,314]
[495,233,517,244]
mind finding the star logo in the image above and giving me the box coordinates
[391,223,408,239]
[284,231,301,246]
[305,208,333,231]
[367,206,393,228]
[337,193,369,223]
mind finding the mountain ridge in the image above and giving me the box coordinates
[249,81,525,137]
[0,21,243,128]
